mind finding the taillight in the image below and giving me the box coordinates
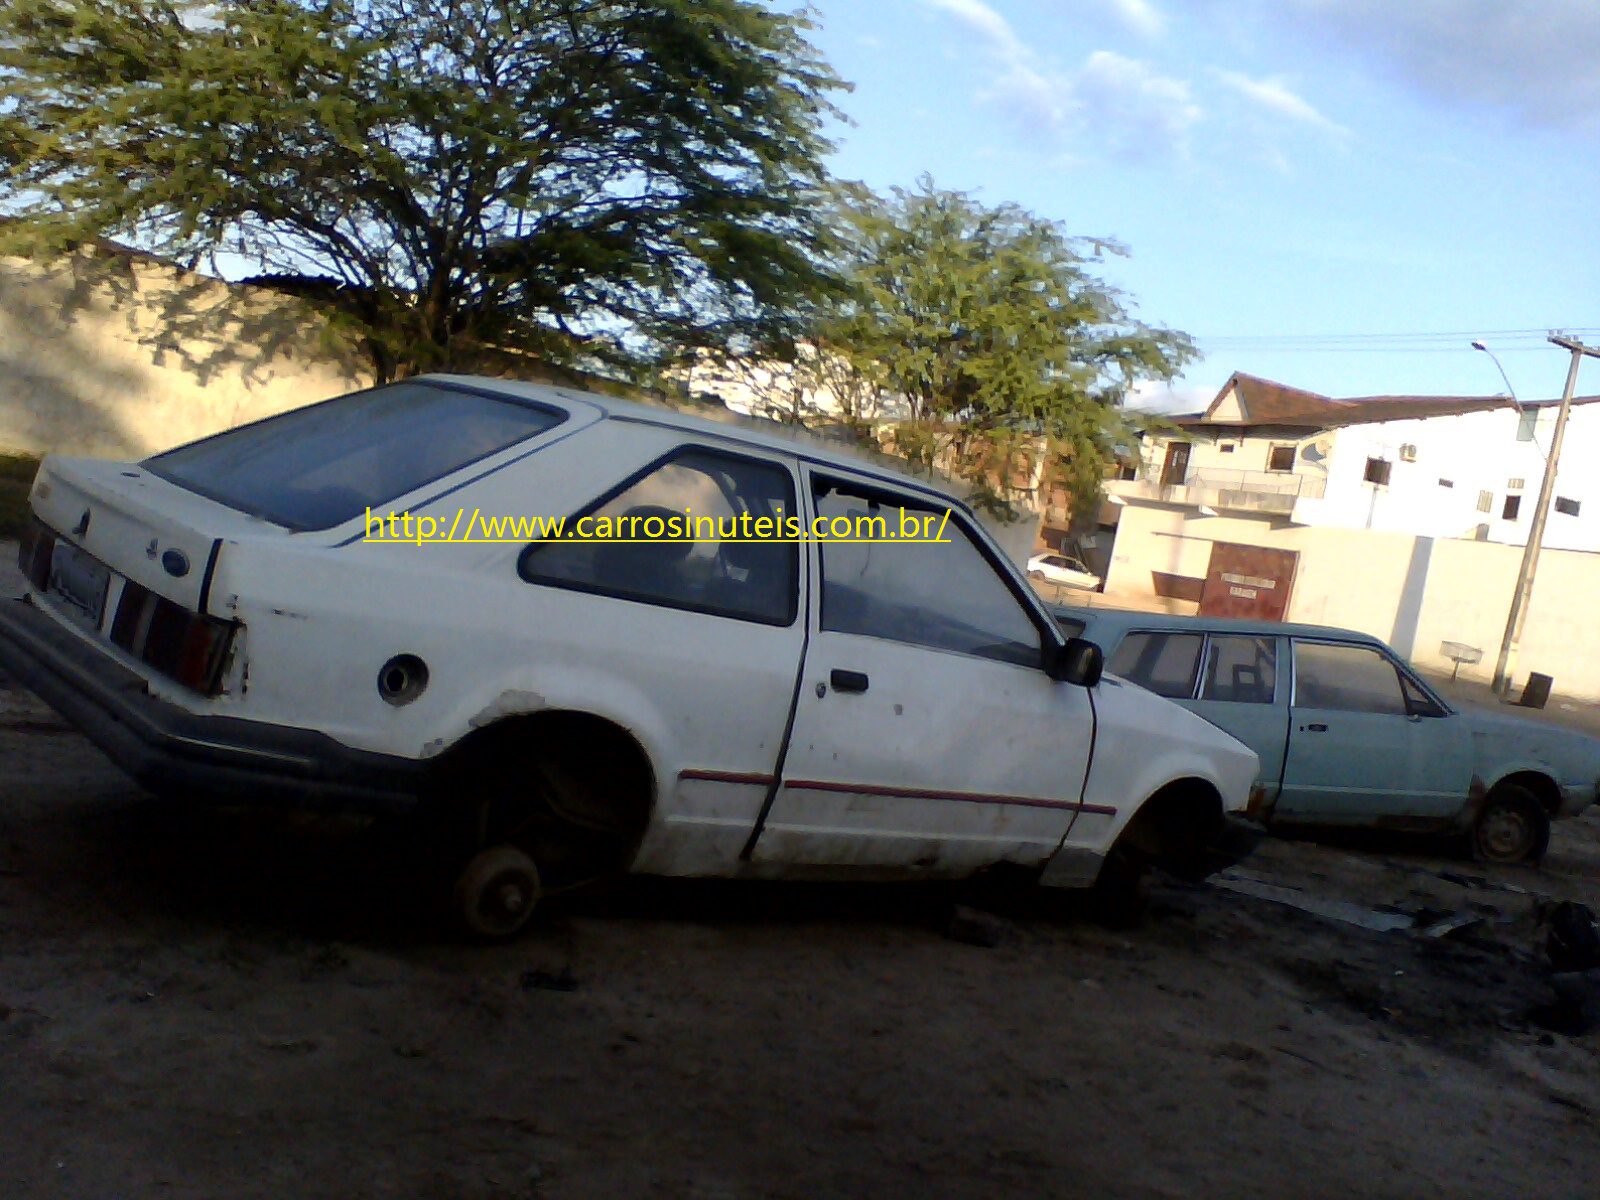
[110,579,236,695]
[17,517,56,591]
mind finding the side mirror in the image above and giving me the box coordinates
[1047,637,1104,688]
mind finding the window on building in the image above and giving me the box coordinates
[1502,494,1522,521]
[1159,442,1192,487]
[1476,490,1494,513]
[1364,457,1392,487]
[1438,478,1454,489]
[1507,477,1525,490]
[1556,496,1581,517]
[1220,443,1237,454]
[1267,444,1296,472]
[1517,410,1538,442]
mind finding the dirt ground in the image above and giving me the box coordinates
[4,548,1600,1198]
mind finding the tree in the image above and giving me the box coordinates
[817,178,1194,517]
[0,0,847,381]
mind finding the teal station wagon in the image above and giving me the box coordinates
[1053,606,1600,864]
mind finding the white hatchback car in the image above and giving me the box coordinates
[2,377,1258,935]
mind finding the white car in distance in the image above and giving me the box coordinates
[1028,552,1102,591]
[2,376,1258,937]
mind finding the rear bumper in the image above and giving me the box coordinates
[0,595,423,813]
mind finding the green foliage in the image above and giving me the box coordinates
[0,0,848,381]
[0,452,41,539]
[818,177,1195,518]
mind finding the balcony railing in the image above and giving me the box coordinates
[1108,467,1327,514]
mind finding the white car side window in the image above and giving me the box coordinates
[523,448,798,625]
[814,482,1040,667]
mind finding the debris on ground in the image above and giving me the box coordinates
[519,966,579,993]
[1213,871,1415,932]
[943,903,1011,947]
[1545,901,1600,972]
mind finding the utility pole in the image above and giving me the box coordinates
[1490,334,1600,697]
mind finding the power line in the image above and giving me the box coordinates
[1195,327,1600,351]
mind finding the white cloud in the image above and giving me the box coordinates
[1110,0,1166,38]
[1127,381,1211,415]
[923,1,1201,160]
[1075,51,1202,161]
[1277,0,1600,129]
[1214,70,1351,139]
[924,0,1028,59]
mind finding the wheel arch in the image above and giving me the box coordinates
[1489,769,1561,816]
[426,707,662,873]
[1114,775,1226,869]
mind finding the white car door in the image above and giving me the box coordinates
[748,469,1098,874]
[517,443,809,874]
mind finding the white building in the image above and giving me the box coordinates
[1110,372,1600,552]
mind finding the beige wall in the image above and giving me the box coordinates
[0,251,371,459]
[1106,502,1600,699]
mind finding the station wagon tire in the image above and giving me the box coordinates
[1028,570,1045,580]
[1470,784,1549,866]
[453,845,542,940]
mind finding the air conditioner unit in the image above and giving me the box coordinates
[1399,443,1418,462]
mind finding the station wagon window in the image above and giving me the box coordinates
[1107,632,1203,699]
[1199,635,1277,704]
[813,482,1040,667]
[1292,641,1407,715]
[146,381,565,530]
[521,449,798,625]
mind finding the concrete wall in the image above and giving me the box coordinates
[1105,502,1600,699]
[0,251,371,459]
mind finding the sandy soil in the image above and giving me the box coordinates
[2,658,1599,1200]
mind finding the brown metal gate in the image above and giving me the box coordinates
[1197,543,1298,621]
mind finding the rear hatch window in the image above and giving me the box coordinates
[145,381,565,530]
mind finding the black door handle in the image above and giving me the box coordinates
[830,669,869,694]
[1302,723,1328,732]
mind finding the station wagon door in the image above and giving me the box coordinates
[1277,639,1472,823]
[1106,630,1289,795]
[749,473,1096,874]
[1186,634,1291,794]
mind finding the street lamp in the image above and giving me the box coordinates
[1473,335,1600,698]
[1472,341,1545,457]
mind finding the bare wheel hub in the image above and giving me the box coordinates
[454,845,542,940]
[1480,805,1530,859]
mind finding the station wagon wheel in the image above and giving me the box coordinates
[454,845,542,940]
[1470,784,1550,866]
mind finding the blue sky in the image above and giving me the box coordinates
[801,0,1600,412]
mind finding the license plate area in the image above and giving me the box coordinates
[48,541,111,628]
